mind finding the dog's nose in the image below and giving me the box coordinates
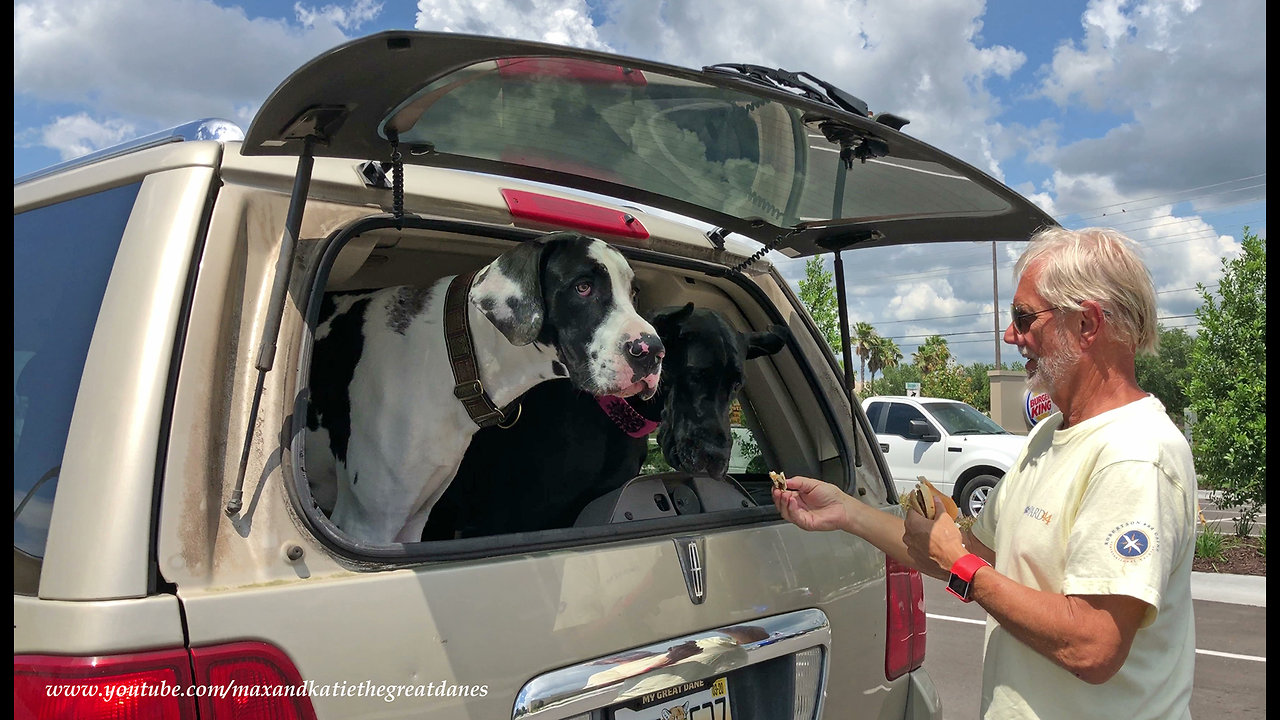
[625,333,665,362]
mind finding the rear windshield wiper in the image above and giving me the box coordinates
[703,63,909,133]
[703,63,870,116]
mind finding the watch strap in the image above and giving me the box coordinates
[946,553,990,603]
[950,553,990,583]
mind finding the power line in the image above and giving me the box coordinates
[858,286,1212,327]
[880,312,1205,343]
[826,222,1246,289]
[1055,174,1266,222]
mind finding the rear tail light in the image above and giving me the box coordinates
[501,188,650,240]
[190,642,317,720]
[15,642,316,720]
[884,556,927,680]
[15,648,197,720]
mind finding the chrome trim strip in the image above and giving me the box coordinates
[512,608,831,719]
[15,119,244,185]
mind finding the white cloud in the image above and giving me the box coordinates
[38,114,137,160]
[14,0,360,137]
[1038,0,1265,202]
[414,0,610,50]
[1040,170,1240,323]
[296,0,382,30]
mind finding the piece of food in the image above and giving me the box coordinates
[900,477,960,520]
[769,471,787,490]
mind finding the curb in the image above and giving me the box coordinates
[1190,571,1266,607]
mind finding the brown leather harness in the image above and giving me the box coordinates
[444,270,521,428]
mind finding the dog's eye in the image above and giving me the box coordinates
[575,281,593,297]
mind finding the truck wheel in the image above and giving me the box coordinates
[959,474,1000,517]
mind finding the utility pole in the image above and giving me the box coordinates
[992,241,1001,368]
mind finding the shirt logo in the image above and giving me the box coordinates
[1116,531,1149,557]
[1106,522,1159,562]
[1023,505,1053,525]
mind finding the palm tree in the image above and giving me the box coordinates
[867,336,902,395]
[853,322,877,392]
[912,335,952,375]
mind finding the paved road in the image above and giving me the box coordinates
[1198,492,1266,537]
[920,574,1266,719]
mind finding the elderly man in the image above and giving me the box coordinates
[774,227,1197,719]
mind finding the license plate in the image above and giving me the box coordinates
[614,676,732,720]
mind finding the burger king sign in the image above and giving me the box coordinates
[1025,390,1059,427]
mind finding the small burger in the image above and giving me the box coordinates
[901,477,960,520]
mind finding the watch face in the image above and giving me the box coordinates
[947,572,971,600]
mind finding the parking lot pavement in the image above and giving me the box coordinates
[1197,491,1266,537]
[923,571,1267,720]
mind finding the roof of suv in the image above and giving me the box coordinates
[242,31,1056,257]
[863,396,967,405]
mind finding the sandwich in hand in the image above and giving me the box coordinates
[900,477,960,520]
[769,471,787,491]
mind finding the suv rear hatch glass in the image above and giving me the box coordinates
[243,31,1054,256]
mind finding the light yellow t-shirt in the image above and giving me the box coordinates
[970,396,1197,720]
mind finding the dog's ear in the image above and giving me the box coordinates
[648,302,695,340]
[744,323,790,359]
[470,237,550,346]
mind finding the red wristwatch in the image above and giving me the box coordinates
[946,554,990,602]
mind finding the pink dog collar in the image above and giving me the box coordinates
[597,395,660,438]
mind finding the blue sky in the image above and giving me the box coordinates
[14,0,1267,367]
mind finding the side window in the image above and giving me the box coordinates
[13,183,139,560]
[864,402,886,431]
[727,398,770,475]
[883,403,927,438]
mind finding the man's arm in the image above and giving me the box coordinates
[905,498,1147,684]
[774,476,997,573]
[969,567,1150,684]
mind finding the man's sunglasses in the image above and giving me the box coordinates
[1010,305,1061,334]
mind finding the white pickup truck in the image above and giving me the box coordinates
[863,396,1029,516]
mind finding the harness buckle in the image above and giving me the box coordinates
[453,380,484,401]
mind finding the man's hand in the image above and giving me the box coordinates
[903,496,970,580]
[772,475,851,532]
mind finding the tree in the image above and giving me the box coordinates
[922,365,979,407]
[873,362,922,398]
[908,335,978,405]
[797,256,842,356]
[912,335,952,374]
[964,363,994,413]
[1185,229,1266,533]
[867,335,902,395]
[854,322,878,390]
[1135,325,1193,425]
[962,361,1024,414]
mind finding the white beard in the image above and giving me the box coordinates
[1025,325,1080,395]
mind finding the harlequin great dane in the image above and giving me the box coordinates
[304,231,663,544]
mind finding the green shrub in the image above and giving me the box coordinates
[1195,522,1227,562]
[1185,230,1266,530]
[1234,513,1255,538]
